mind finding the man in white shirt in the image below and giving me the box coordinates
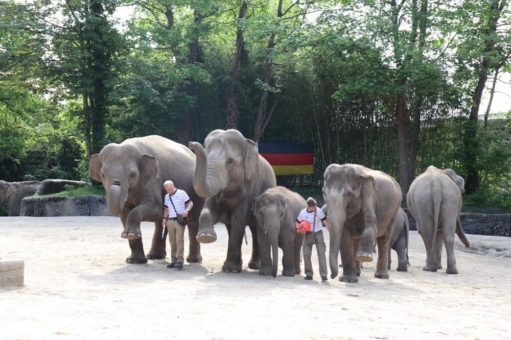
[162,180,193,269]
[296,197,328,281]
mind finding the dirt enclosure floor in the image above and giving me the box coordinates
[1,216,510,339]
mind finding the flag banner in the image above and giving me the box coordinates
[258,142,313,175]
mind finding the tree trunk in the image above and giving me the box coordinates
[254,0,283,141]
[395,92,409,193]
[226,0,248,129]
[463,0,503,194]
[484,68,499,127]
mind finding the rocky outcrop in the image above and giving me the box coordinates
[35,179,87,196]
[20,196,108,217]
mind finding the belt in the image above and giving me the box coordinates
[168,217,178,220]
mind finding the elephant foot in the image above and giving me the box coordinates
[437,264,443,269]
[124,232,141,240]
[374,271,389,279]
[340,275,358,283]
[222,261,242,273]
[146,250,166,260]
[330,271,339,279]
[446,266,459,274]
[282,268,295,277]
[126,255,148,264]
[186,254,203,263]
[294,268,301,275]
[121,231,128,239]
[355,250,373,262]
[397,265,408,272]
[259,265,272,276]
[423,265,438,272]
[248,259,260,270]
[196,231,217,244]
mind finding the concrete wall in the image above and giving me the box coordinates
[20,196,108,217]
[405,210,511,237]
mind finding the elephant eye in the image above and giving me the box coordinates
[226,158,235,165]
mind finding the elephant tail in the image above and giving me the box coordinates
[456,216,470,248]
[431,179,442,250]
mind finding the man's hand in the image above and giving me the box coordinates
[181,211,188,218]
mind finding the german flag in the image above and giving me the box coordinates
[258,142,313,176]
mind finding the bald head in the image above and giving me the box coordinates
[163,180,176,194]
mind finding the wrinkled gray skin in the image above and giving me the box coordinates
[323,164,402,283]
[0,180,40,215]
[387,208,409,272]
[188,129,276,273]
[407,166,469,274]
[89,135,205,264]
[253,186,305,277]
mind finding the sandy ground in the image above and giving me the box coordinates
[1,216,510,339]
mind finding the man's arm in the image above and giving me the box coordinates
[182,200,193,218]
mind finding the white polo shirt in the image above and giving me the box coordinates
[296,207,327,233]
[164,189,191,218]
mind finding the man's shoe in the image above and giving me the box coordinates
[175,262,183,270]
[304,275,313,280]
[166,262,176,268]
[321,276,328,282]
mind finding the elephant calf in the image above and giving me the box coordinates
[253,186,305,277]
[388,208,409,272]
[407,166,469,274]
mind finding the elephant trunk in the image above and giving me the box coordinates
[190,142,227,198]
[328,201,347,279]
[107,184,121,215]
[271,238,279,278]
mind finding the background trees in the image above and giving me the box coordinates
[0,0,510,209]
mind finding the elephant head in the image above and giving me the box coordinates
[188,129,259,198]
[89,143,159,216]
[253,192,287,277]
[442,168,465,194]
[322,164,375,277]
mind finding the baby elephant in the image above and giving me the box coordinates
[253,186,306,277]
[388,208,409,272]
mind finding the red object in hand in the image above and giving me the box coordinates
[297,221,311,234]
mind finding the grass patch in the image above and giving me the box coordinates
[41,185,105,198]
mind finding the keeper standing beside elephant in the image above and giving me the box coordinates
[162,180,193,270]
[296,197,329,282]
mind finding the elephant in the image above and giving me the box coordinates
[188,129,276,273]
[406,166,469,274]
[0,180,40,215]
[89,135,205,264]
[322,163,402,283]
[253,186,306,277]
[387,208,409,272]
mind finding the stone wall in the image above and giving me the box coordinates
[20,196,108,217]
[405,210,511,237]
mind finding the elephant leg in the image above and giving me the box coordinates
[293,233,303,275]
[340,228,358,283]
[443,222,459,274]
[281,236,295,277]
[126,238,147,264]
[248,224,260,270]
[387,245,392,270]
[186,214,202,263]
[435,231,443,270]
[196,199,221,243]
[357,223,376,263]
[123,204,158,240]
[353,237,361,277]
[222,214,246,273]
[257,226,272,276]
[146,221,167,260]
[375,232,390,279]
[419,223,437,272]
[394,236,408,271]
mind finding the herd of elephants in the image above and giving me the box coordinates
[4,128,471,283]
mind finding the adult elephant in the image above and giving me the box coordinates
[188,129,276,273]
[89,135,205,264]
[0,180,40,216]
[253,186,305,277]
[407,166,469,274]
[323,164,402,282]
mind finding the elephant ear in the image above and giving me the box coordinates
[89,154,102,182]
[244,139,259,180]
[140,155,159,183]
